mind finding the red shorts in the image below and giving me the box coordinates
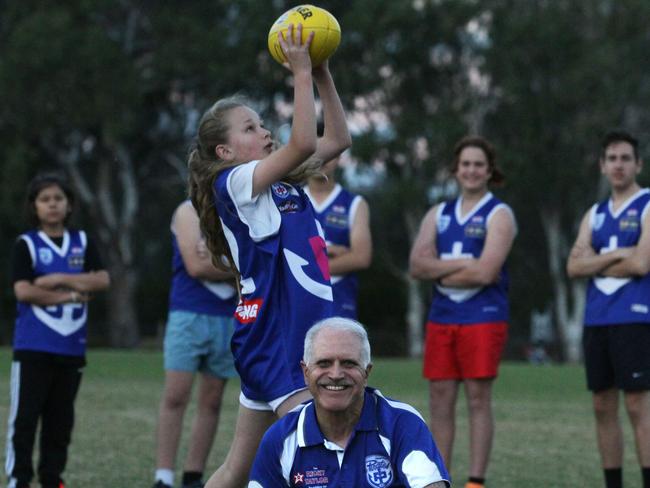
[423,321,508,380]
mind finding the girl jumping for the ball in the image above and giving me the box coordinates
[188,24,350,488]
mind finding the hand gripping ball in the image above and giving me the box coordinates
[268,5,341,67]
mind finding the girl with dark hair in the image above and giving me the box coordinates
[4,172,110,488]
[188,25,350,488]
[409,136,516,488]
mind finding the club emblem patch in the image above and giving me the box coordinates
[593,212,605,231]
[271,183,290,198]
[365,455,393,488]
[436,215,451,234]
[38,248,54,265]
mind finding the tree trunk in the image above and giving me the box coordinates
[404,209,425,358]
[406,275,425,357]
[541,209,585,362]
[55,136,141,347]
[106,261,140,347]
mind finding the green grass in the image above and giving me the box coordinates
[0,349,643,487]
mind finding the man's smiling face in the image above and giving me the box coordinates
[301,327,371,414]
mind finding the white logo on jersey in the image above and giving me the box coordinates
[32,303,86,336]
[594,236,631,295]
[436,242,482,302]
[437,215,451,234]
[283,249,333,301]
[235,298,263,323]
[38,248,54,265]
[365,455,393,488]
[271,183,290,198]
[631,304,649,314]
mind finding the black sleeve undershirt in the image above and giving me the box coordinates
[12,233,106,284]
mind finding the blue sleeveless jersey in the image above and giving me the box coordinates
[13,230,89,356]
[305,184,361,319]
[214,163,334,401]
[427,193,511,324]
[168,233,236,316]
[585,189,650,326]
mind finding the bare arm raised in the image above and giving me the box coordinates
[251,24,317,196]
[310,60,352,164]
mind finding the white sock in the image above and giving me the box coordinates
[155,469,174,486]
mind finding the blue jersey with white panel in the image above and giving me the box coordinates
[585,188,650,326]
[427,193,512,324]
[305,184,362,319]
[13,230,88,356]
[168,202,237,316]
[248,387,450,488]
[214,161,334,401]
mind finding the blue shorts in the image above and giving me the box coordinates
[164,310,237,379]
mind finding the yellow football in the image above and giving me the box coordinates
[268,5,341,67]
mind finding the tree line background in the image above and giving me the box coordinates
[1,0,650,361]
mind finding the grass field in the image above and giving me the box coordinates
[0,348,643,487]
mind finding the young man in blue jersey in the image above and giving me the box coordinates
[567,130,650,488]
[247,317,450,488]
[305,155,373,318]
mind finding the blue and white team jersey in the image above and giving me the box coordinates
[168,201,237,316]
[214,161,334,401]
[305,184,362,318]
[427,192,514,324]
[248,387,450,488]
[585,188,650,326]
[13,230,88,356]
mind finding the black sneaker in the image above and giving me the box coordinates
[152,481,172,488]
[181,481,204,488]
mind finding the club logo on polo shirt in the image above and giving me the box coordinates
[365,455,393,488]
[304,468,328,486]
[38,247,54,265]
[293,472,304,484]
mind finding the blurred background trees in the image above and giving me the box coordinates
[2,0,650,360]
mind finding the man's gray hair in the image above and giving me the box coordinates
[303,316,372,368]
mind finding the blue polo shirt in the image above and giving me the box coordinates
[248,388,450,488]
